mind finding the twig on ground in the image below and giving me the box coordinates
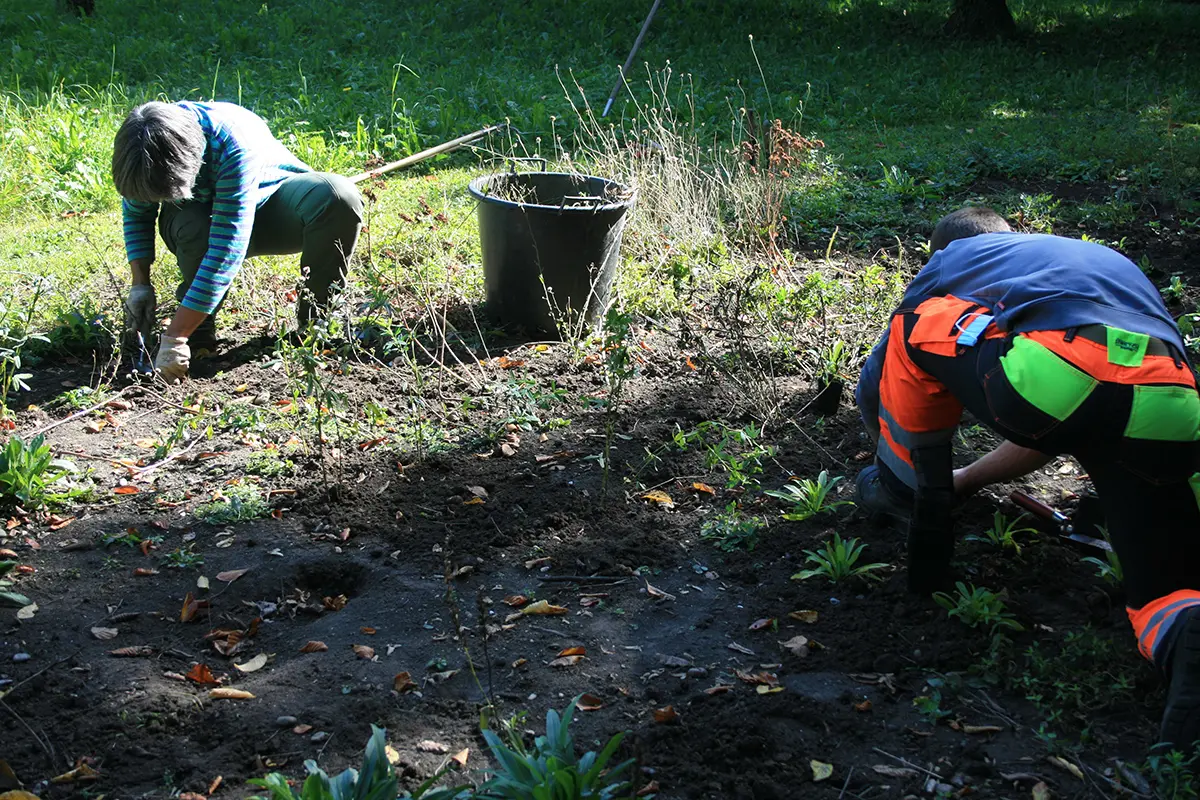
[871,748,942,782]
[29,386,133,437]
[0,649,81,699]
[536,575,628,584]
[136,387,204,416]
[132,437,202,479]
[1,698,56,766]
[54,449,134,469]
[838,766,855,799]
[525,624,585,640]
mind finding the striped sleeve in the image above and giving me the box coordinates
[122,198,159,263]
[180,133,259,315]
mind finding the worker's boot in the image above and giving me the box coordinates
[854,464,913,521]
[1160,606,1200,751]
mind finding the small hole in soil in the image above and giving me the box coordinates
[294,559,368,597]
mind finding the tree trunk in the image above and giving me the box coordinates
[944,0,1017,38]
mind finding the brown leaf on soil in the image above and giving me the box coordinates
[215,568,248,583]
[557,646,587,657]
[503,595,529,607]
[417,740,450,754]
[451,749,470,767]
[114,485,139,495]
[641,490,674,508]
[495,356,525,369]
[788,610,819,624]
[511,658,527,668]
[212,637,246,658]
[322,595,348,611]
[735,669,779,687]
[110,645,155,657]
[178,792,206,800]
[207,776,223,795]
[704,684,732,695]
[180,593,209,623]
[271,508,284,520]
[854,700,872,712]
[186,664,220,685]
[749,618,775,631]
[357,437,388,451]
[208,687,254,700]
[690,482,716,495]
[360,626,377,635]
[637,780,661,797]
[524,556,552,569]
[352,644,376,660]
[645,581,676,601]
[138,539,153,556]
[520,599,568,616]
[577,693,605,711]
[780,635,810,658]
[133,567,158,577]
[293,724,314,735]
[83,419,106,433]
[233,654,269,674]
[50,762,100,783]
[300,641,328,653]
[47,515,74,531]
[1048,757,1084,780]
[393,672,416,693]
[548,655,585,668]
[653,706,679,724]
[90,626,118,640]
[727,642,755,656]
[0,548,16,558]
[4,519,19,530]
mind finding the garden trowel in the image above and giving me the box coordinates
[1008,490,1111,551]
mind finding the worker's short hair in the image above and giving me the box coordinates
[929,207,1012,254]
[112,102,205,203]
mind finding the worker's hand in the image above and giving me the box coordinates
[125,285,157,332]
[154,335,190,382]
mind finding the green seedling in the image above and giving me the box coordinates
[933,582,1023,632]
[161,546,204,570]
[246,451,294,478]
[0,434,77,508]
[1081,526,1122,586]
[965,511,1037,555]
[195,482,269,524]
[765,470,852,521]
[913,690,952,724]
[793,532,888,583]
[700,502,765,551]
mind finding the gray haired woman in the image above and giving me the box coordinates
[112,100,363,381]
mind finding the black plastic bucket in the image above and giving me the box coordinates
[468,171,635,336]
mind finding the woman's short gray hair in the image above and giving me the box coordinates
[112,102,206,203]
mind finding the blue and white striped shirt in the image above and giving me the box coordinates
[121,101,310,315]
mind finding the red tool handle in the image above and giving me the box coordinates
[1008,490,1062,523]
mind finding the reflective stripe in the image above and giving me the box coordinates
[956,313,995,347]
[879,407,955,450]
[878,418,918,489]
[1128,590,1200,662]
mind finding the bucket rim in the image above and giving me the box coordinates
[468,171,635,213]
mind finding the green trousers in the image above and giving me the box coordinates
[158,171,363,335]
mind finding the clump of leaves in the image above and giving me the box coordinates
[933,582,1023,631]
[765,470,852,521]
[965,511,1037,555]
[809,339,849,385]
[0,434,78,508]
[195,482,269,524]
[1081,527,1123,587]
[0,560,31,608]
[793,532,888,583]
[700,502,765,551]
[246,451,294,478]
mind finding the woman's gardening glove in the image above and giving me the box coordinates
[154,335,190,382]
[125,284,156,333]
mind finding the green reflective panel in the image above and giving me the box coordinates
[1106,326,1150,367]
[1125,385,1200,441]
[1000,336,1097,421]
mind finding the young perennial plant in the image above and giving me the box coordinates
[793,532,888,583]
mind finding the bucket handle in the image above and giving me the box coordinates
[506,156,548,173]
[557,194,608,213]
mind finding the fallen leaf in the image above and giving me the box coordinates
[360,626,377,635]
[638,780,661,797]
[300,641,328,653]
[749,618,775,631]
[735,669,779,686]
[524,556,552,569]
[234,654,269,674]
[549,655,585,667]
[641,490,674,508]
[854,699,872,712]
[0,791,48,800]
[178,793,206,800]
[114,486,139,495]
[466,485,488,499]
[658,654,691,668]
[780,635,810,658]
[1048,756,1084,780]
[495,356,525,369]
[180,593,209,623]
[271,509,284,520]
[133,567,158,577]
[521,599,568,616]
[209,687,254,700]
[1032,781,1050,800]
[691,482,716,495]
[83,419,106,433]
[323,595,348,611]
[132,438,159,449]
[352,644,376,660]
[451,749,470,767]
[646,581,676,601]
[704,684,732,695]
[503,595,529,608]
[756,685,784,694]
[789,610,819,624]
[653,706,679,724]
[0,548,16,558]
[811,760,834,782]
[393,672,416,693]
[50,762,100,783]
[511,658,527,668]
[417,740,450,753]
[462,496,484,506]
[90,626,118,640]
[14,565,33,574]
[48,515,74,531]
[727,642,756,656]
[16,602,36,620]
[110,645,155,657]
[186,664,220,685]
[580,596,602,607]
[557,646,587,657]
[207,776,223,795]
[196,576,210,590]
[872,765,918,778]
[294,724,314,735]
[963,724,1003,735]
[577,693,605,711]
[215,569,248,583]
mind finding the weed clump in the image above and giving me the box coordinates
[195,482,269,524]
